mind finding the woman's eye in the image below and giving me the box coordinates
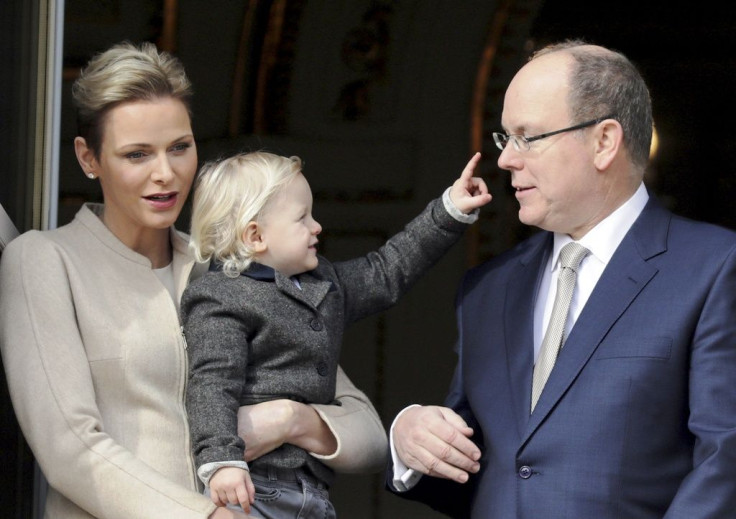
[125,151,145,160]
[171,142,191,153]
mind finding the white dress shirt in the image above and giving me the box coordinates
[392,182,650,491]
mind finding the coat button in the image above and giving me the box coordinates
[310,318,323,331]
[518,465,533,479]
[317,361,329,376]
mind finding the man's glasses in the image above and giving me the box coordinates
[492,114,616,152]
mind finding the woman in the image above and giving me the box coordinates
[0,42,386,519]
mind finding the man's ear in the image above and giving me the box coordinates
[74,136,98,179]
[243,221,267,253]
[592,118,623,171]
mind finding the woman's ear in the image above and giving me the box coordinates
[74,136,98,179]
[592,118,623,171]
[243,221,267,253]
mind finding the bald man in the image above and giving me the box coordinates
[387,40,736,518]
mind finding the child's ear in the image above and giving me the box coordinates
[243,221,267,253]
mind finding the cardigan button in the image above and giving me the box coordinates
[310,318,323,331]
[317,361,329,376]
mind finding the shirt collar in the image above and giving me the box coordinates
[550,182,649,270]
[208,260,277,280]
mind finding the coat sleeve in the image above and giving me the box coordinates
[309,365,388,473]
[0,233,215,519]
[181,278,249,470]
[336,197,469,322]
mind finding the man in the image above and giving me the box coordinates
[387,40,736,518]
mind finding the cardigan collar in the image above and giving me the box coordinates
[78,203,190,266]
[208,260,277,280]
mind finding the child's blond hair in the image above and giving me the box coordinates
[189,151,302,277]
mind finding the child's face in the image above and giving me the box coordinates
[256,172,322,277]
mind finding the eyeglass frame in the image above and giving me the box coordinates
[492,114,616,152]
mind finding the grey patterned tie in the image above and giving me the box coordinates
[531,242,590,412]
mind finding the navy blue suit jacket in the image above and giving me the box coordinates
[390,197,736,518]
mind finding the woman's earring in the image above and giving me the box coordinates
[86,172,95,179]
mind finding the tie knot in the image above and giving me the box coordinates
[558,242,590,271]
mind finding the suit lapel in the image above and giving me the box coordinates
[521,198,670,445]
[504,234,552,435]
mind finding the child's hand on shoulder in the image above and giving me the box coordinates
[449,152,492,214]
[209,466,256,514]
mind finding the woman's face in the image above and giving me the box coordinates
[78,97,197,245]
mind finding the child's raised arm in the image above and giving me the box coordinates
[449,152,492,214]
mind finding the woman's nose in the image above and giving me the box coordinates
[151,155,174,183]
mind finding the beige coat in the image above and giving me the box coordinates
[0,204,386,519]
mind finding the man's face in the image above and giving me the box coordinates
[497,53,606,240]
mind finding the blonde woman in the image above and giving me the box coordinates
[0,42,386,519]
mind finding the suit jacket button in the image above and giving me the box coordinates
[518,465,533,479]
[317,361,329,376]
[310,318,323,331]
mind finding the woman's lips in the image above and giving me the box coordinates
[143,192,178,209]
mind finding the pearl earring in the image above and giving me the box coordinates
[86,172,95,179]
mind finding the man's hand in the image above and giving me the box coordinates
[394,405,481,483]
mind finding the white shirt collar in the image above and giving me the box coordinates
[550,182,649,270]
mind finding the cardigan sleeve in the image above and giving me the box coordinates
[0,232,215,519]
[182,277,250,470]
[309,365,388,473]
[336,196,469,323]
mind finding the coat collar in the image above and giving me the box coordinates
[78,203,199,300]
[209,261,335,309]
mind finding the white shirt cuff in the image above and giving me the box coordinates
[442,187,479,224]
[389,405,424,492]
[197,460,250,487]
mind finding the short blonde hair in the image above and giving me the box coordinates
[72,41,192,158]
[189,151,303,277]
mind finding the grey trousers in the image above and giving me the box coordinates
[217,467,337,519]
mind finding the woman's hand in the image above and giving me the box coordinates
[237,399,337,461]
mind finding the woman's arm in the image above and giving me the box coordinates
[238,365,387,473]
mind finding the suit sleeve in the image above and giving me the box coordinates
[309,365,388,473]
[384,291,480,518]
[0,234,215,519]
[665,244,736,517]
[384,364,479,518]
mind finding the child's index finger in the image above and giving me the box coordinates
[460,152,482,180]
